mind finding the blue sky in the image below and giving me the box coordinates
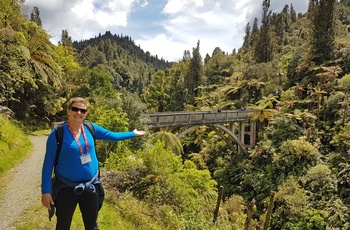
[25,0,308,62]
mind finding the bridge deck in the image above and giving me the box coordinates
[145,109,252,127]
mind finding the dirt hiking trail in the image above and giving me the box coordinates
[0,135,47,230]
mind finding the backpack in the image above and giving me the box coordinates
[54,121,96,167]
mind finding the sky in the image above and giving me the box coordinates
[24,0,308,62]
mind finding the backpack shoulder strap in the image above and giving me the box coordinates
[83,122,96,145]
[54,124,64,167]
[54,122,96,167]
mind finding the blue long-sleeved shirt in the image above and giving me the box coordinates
[41,122,136,194]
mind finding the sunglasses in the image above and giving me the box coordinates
[70,106,87,114]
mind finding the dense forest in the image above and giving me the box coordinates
[2,0,350,229]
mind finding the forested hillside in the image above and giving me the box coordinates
[2,0,350,229]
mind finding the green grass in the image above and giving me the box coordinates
[14,195,138,230]
[0,116,32,177]
[30,129,51,136]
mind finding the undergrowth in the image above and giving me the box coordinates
[0,115,32,177]
[14,194,138,230]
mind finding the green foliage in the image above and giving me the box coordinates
[104,141,183,194]
[104,141,221,229]
[76,45,107,68]
[139,141,183,175]
[88,67,115,96]
[272,176,308,228]
[265,117,303,147]
[165,61,189,111]
[151,131,183,154]
[73,32,167,95]
[301,164,333,191]
[284,209,328,230]
[60,30,72,47]
[339,73,350,94]
[273,137,320,177]
[219,195,247,229]
[203,53,240,85]
[331,122,350,151]
[300,165,338,212]
[0,28,32,102]
[88,101,130,162]
[185,40,203,104]
[254,0,273,63]
[30,6,42,27]
[0,116,31,176]
[310,0,336,63]
[121,91,147,130]
[52,44,80,78]
[144,70,171,112]
[110,192,167,230]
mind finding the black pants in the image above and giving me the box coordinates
[55,187,100,230]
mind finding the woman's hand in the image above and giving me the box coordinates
[41,193,54,210]
[133,129,146,137]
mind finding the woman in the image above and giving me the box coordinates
[41,97,146,230]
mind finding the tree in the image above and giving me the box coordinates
[212,47,223,56]
[87,100,130,162]
[183,50,191,61]
[247,94,278,124]
[254,0,273,63]
[184,40,203,104]
[290,4,297,22]
[76,45,106,68]
[272,177,308,228]
[30,6,42,27]
[204,53,211,64]
[204,52,238,85]
[250,17,259,47]
[88,67,115,97]
[0,0,68,123]
[242,22,251,50]
[310,0,336,64]
[274,13,286,45]
[60,29,72,47]
[143,70,170,112]
[166,61,190,111]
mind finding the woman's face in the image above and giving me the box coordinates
[67,102,88,122]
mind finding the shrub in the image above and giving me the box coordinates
[0,115,31,176]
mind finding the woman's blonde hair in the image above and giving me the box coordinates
[67,97,88,109]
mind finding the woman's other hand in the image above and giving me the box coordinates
[133,129,146,137]
[41,193,54,210]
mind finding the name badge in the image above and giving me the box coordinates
[80,154,92,164]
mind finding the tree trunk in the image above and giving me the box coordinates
[244,198,256,230]
[213,186,224,223]
[263,192,276,230]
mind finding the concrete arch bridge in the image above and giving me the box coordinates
[145,110,257,153]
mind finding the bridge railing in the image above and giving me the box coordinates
[51,110,254,129]
[145,109,253,127]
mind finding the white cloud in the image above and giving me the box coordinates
[163,0,204,15]
[25,0,65,10]
[71,0,137,27]
[25,0,308,62]
[139,0,149,8]
[137,0,250,61]
[135,33,190,61]
[135,0,308,61]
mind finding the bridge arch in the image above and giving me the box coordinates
[177,124,247,154]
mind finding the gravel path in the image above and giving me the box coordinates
[0,135,47,230]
